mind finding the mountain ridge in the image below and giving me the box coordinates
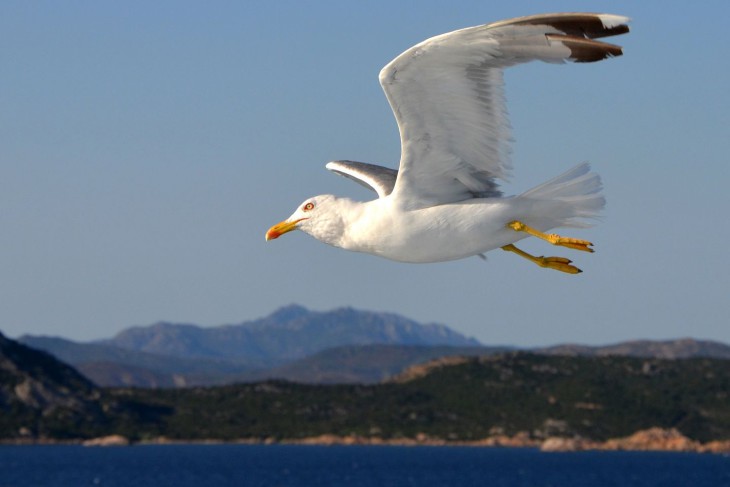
[15,305,730,387]
[98,304,480,362]
[539,338,730,359]
[19,304,481,386]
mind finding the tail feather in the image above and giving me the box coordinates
[520,163,605,228]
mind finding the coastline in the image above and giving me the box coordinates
[284,428,730,454]
[4,428,730,454]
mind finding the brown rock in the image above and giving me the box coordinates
[541,437,598,452]
[602,428,700,452]
[82,435,130,447]
[473,432,539,448]
[699,440,730,454]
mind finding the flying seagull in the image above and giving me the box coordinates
[266,13,629,274]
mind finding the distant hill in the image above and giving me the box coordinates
[241,344,512,384]
[19,304,730,388]
[101,304,480,363]
[0,331,109,439]
[537,338,730,359]
[18,335,254,387]
[0,332,176,440]
[3,333,730,445]
[244,338,730,384]
[117,353,730,444]
[20,305,482,387]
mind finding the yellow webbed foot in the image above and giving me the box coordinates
[508,221,594,253]
[501,244,582,274]
[544,234,594,253]
[536,256,582,274]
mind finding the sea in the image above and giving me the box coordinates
[1,444,729,487]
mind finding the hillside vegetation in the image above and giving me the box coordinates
[3,331,729,444]
[115,353,730,443]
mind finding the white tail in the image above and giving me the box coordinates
[519,163,605,228]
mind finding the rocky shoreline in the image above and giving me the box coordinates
[539,428,730,454]
[285,428,730,454]
[5,428,729,454]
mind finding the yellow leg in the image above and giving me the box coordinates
[501,244,582,274]
[507,221,594,253]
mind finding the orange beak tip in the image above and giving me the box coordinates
[266,219,301,242]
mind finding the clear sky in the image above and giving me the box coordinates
[2,1,729,346]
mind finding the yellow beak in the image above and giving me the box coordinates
[265,218,305,241]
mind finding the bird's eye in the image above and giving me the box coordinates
[303,202,315,212]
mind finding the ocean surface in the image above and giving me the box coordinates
[1,444,729,487]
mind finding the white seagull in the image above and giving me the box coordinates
[266,13,629,274]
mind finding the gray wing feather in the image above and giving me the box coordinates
[326,160,398,199]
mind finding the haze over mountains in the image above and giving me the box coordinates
[16,305,730,388]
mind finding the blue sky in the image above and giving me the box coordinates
[2,1,729,346]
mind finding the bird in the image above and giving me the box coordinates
[266,13,629,274]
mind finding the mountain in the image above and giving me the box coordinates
[19,304,730,388]
[20,305,481,387]
[537,338,730,359]
[0,332,179,440]
[0,331,108,439]
[102,304,480,363]
[3,334,730,446]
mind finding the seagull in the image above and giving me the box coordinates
[266,13,629,274]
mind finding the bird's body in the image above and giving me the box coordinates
[331,196,521,263]
[292,163,599,264]
[295,195,513,263]
[266,13,629,273]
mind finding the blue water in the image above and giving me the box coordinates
[1,444,729,487]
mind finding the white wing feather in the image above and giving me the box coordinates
[380,13,629,208]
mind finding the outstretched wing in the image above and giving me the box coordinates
[326,160,398,198]
[379,13,629,208]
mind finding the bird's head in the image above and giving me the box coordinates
[265,194,345,244]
